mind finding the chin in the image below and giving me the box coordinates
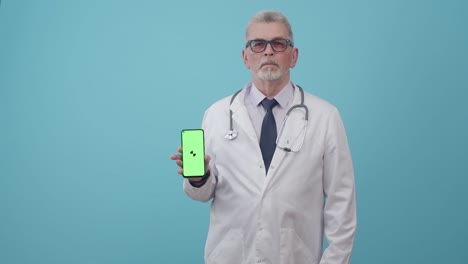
[257,70,284,81]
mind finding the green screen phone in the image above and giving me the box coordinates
[181,129,205,178]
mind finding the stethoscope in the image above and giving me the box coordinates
[225,83,309,152]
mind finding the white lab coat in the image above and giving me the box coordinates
[184,83,356,264]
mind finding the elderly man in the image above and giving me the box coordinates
[171,10,357,264]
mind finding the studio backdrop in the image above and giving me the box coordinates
[1,0,467,263]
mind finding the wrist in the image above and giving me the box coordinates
[189,170,211,187]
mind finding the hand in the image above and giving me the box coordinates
[169,146,211,182]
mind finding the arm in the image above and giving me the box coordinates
[183,167,216,202]
[172,109,218,202]
[320,108,357,264]
[169,146,216,202]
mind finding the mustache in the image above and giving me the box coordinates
[259,59,280,68]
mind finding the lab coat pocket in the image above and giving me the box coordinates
[280,228,315,264]
[206,229,245,264]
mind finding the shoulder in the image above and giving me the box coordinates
[204,94,233,115]
[302,89,338,114]
[202,88,244,121]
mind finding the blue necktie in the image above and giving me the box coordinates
[260,98,278,173]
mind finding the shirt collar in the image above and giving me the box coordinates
[249,82,294,109]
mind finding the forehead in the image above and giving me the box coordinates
[247,22,290,40]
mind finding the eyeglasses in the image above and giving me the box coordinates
[245,38,294,53]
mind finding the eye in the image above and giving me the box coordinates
[252,40,265,48]
[251,40,266,51]
[272,39,287,50]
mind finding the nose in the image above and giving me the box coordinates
[263,42,274,56]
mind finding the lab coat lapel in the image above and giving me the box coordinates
[230,88,267,191]
[229,84,304,188]
[229,89,258,143]
[266,84,304,180]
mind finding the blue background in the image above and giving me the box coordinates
[1,0,467,263]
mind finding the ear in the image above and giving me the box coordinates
[242,49,251,69]
[289,48,299,68]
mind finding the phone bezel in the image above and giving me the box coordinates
[181,129,206,178]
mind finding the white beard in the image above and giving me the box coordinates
[257,67,284,81]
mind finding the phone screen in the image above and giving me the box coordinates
[181,129,205,177]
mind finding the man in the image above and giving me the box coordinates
[170,10,356,264]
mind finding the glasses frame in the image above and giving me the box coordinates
[245,38,294,53]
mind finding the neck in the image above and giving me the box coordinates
[252,75,290,99]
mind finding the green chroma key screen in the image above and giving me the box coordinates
[181,129,205,177]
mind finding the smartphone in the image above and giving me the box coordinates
[181,129,205,178]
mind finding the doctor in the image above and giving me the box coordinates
[170,10,356,264]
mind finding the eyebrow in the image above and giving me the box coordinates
[248,37,288,41]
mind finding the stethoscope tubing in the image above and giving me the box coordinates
[225,83,308,141]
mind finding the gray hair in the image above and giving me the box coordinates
[245,10,294,42]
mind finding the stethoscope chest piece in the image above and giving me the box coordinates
[225,129,238,140]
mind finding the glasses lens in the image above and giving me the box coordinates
[248,39,290,53]
[250,40,267,52]
[271,39,288,52]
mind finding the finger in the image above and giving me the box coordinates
[176,160,182,167]
[205,154,211,163]
[170,153,182,161]
[205,154,211,166]
[177,146,182,153]
[205,154,211,173]
[177,168,183,175]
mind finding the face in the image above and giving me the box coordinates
[242,22,298,82]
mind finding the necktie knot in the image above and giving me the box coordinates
[261,98,278,112]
